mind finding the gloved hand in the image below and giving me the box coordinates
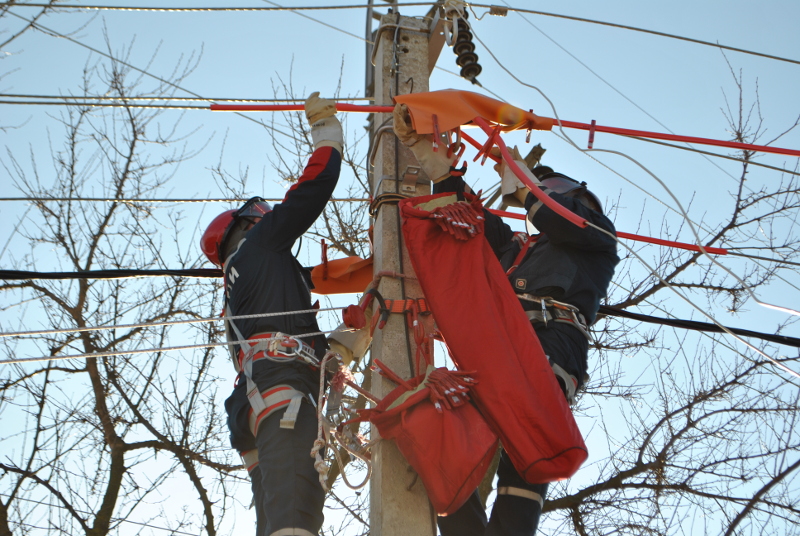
[328,339,354,367]
[392,103,453,183]
[305,92,344,154]
[492,146,541,208]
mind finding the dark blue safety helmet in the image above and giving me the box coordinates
[532,166,603,214]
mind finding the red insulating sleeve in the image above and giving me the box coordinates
[473,117,587,228]
[487,209,728,255]
[556,120,800,158]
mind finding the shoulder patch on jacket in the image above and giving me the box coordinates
[515,278,527,289]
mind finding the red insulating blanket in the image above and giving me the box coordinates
[399,193,587,483]
[357,367,499,516]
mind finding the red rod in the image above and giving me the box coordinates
[474,116,587,228]
[488,208,728,255]
[557,119,800,157]
[211,102,799,157]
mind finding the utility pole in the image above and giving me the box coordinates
[367,6,445,536]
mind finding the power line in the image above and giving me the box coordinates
[0,196,369,203]
[472,4,800,67]
[4,11,296,139]
[10,2,800,67]
[7,2,431,12]
[599,305,800,349]
[0,307,341,339]
[0,93,375,102]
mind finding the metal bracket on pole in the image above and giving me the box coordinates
[401,166,422,194]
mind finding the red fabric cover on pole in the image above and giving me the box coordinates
[399,193,588,483]
[356,367,499,516]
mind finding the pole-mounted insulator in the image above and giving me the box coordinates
[448,9,482,84]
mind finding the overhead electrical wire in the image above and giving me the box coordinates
[0,307,341,339]
[3,11,297,139]
[471,27,800,315]
[8,2,799,66]
[7,2,433,11]
[466,28,800,379]
[494,0,794,194]
[5,4,798,362]
[0,196,369,203]
[1,268,795,349]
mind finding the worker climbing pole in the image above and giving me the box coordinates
[367,8,443,536]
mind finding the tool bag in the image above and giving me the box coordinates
[398,192,588,484]
[351,361,498,516]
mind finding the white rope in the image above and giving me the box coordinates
[471,30,800,319]
[0,327,354,366]
[311,352,336,492]
[0,307,342,339]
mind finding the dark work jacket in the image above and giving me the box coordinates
[224,146,341,396]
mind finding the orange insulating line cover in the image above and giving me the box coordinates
[394,90,554,135]
[488,209,728,255]
[310,256,374,295]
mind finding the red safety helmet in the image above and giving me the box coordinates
[533,166,603,214]
[200,197,272,266]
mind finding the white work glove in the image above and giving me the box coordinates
[393,103,453,183]
[305,92,344,154]
[492,146,541,208]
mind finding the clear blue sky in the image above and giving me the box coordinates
[2,1,799,534]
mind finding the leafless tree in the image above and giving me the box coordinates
[0,50,241,536]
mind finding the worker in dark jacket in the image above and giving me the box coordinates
[200,92,343,536]
[434,151,619,536]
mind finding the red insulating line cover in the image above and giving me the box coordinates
[488,209,728,255]
[557,120,800,158]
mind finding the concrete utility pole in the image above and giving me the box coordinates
[367,7,445,536]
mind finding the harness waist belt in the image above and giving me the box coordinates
[237,332,320,371]
[517,293,593,342]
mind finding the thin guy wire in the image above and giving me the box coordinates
[0,307,342,339]
[4,11,296,140]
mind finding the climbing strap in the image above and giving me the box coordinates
[517,293,593,343]
[506,232,538,276]
[549,361,579,405]
[497,486,544,510]
[240,449,260,474]
[246,384,308,436]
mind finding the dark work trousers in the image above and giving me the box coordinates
[438,324,585,536]
[226,379,324,536]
